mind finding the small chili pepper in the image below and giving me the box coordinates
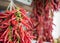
[0,38,3,41]
[1,28,9,38]
[21,19,32,30]
[19,25,24,41]
[11,20,18,26]
[4,29,10,43]
[9,41,13,43]
[15,30,20,39]
[20,8,27,15]
[21,12,32,25]
[24,32,31,43]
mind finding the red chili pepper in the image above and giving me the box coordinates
[11,20,18,26]
[7,41,13,43]
[11,14,16,19]
[25,31,36,39]
[21,19,32,30]
[24,32,31,43]
[20,8,27,15]
[58,2,60,8]
[9,41,13,43]
[0,18,3,22]
[6,10,17,14]
[1,28,9,38]
[15,30,20,39]
[37,36,43,43]
[0,14,8,18]
[4,29,10,43]
[13,40,16,43]
[19,25,24,36]
[0,38,3,41]
[7,40,10,43]
[24,36,28,43]
[0,24,9,28]
[5,10,11,14]
[21,12,32,25]
[19,25,25,43]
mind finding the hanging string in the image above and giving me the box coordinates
[7,0,17,11]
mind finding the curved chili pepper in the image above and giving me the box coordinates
[0,18,3,23]
[15,30,20,39]
[1,28,9,38]
[0,38,3,41]
[4,29,10,43]
[21,19,32,30]
[19,25,25,43]
[21,12,32,25]
[0,23,9,28]
[20,8,27,15]
[24,32,31,43]
[7,40,10,43]
[11,20,18,26]
[0,13,10,18]
[9,41,13,43]
[5,10,17,14]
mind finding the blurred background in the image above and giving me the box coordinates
[0,0,32,12]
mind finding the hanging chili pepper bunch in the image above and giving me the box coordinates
[0,0,35,43]
[31,0,60,43]
[0,6,34,43]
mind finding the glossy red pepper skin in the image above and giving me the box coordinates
[19,25,25,43]
[9,41,13,43]
[1,28,9,38]
[24,32,31,43]
[21,19,32,30]
[11,20,18,26]
[4,29,10,43]
[20,8,27,15]
[21,10,33,26]
[15,30,20,38]
[0,7,32,43]
[0,14,8,18]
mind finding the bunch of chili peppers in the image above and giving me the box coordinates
[0,7,34,43]
[30,0,60,43]
[0,0,60,43]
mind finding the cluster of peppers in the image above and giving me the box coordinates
[0,0,60,43]
[30,0,60,43]
[0,7,34,43]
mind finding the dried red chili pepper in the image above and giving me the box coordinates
[20,8,27,15]
[0,8,32,43]
[21,19,32,30]
[1,28,9,38]
[11,20,18,26]
[31,0,60,42]
[15,30,20,39]
[4,29,10,43]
